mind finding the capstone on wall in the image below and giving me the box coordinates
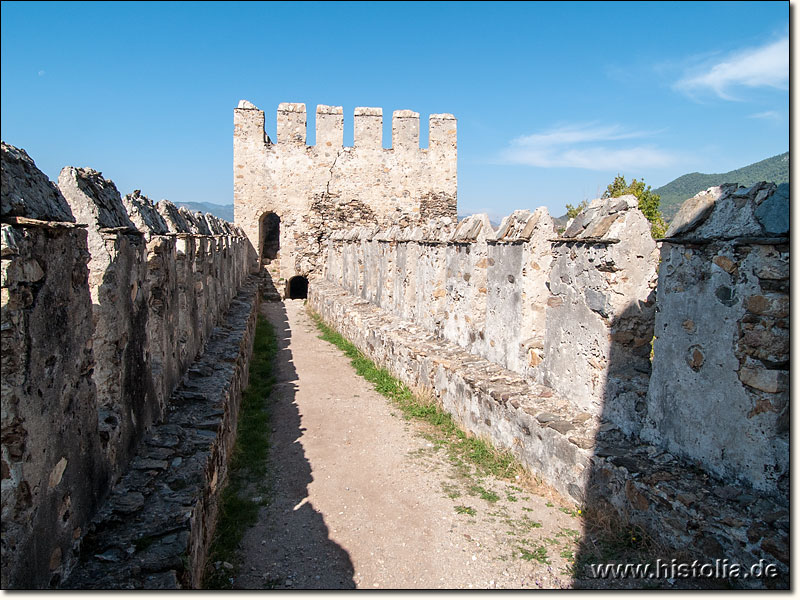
[233,100,457,289]
[0,142,251,588]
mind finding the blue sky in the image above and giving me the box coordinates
[0,1,789,220]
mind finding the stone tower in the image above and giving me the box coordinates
[233,100,457,295]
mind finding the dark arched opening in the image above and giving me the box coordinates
[287,276,308,300]
[259,212,280,264]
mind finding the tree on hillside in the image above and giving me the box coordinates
[602,175,667,238]
[565,200,588,219]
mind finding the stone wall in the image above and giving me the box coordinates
[311,184,789,583]
[323,196,658,430]
[643,182,789,497]
[543,197,659,436]
[233,100,457,287]
[63,279,259,589]
[1,143,107,591]
[1,142,253,588]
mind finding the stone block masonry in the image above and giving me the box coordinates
[311,183,788,585]
[1,142,254,588]
[233,100,457,290]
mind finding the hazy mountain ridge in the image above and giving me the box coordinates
[654,152,789,221]
[174,201,234,222]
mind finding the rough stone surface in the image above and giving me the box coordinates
[325,208,558,380]
[1,142,75,222]
[666,182,788,240]
[664,186,722,237]
[58,167,137,230]
[155,199,191,234]
[543,197,658,433]
[1,143,254,588]
[233,101,457,288]
[63,279,259,589]
[644,184,789,498]
[122,190,169,238]
[754,183,789,235]
[1,216,105,590]
[59,167,151,481]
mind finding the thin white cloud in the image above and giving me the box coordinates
[748,110,782,121]
[501,123,677,171]
[675,37,788,100]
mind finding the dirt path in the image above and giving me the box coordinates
[233,300,585,590]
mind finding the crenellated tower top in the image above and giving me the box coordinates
[233,100,457,287]
[235,100,456,152]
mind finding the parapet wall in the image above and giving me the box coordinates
[0,142,252,588]
[64,279,259,589]
[320,185,788,497]
[233,100,457,284]
[644,182,789,496]
[324,196,659,433]
[312,183,789,580]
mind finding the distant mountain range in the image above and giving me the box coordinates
[174,201,234,223]
[654,152,789,221]
[457,215,502,228]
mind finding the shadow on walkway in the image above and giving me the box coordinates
[234,298,355,589]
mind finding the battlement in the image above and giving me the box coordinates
[234,100,457,151]
[354,106,382,148]
[316,104,343,148]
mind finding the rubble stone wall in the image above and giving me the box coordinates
[1,144,107,590]
[233,100,457,287]
[323,196,658,429]
[1,143,252,588]
[542,197,659,436]
[643,182,789,498]
[311,183,789,581]
[63,279,260,590]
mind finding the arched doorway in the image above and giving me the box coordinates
[287,276,308,299]
[259,212,280,265]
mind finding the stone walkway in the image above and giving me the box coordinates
[232,300,585,590]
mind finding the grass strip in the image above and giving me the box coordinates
[203,314,278,589]
[309,309,521,481]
